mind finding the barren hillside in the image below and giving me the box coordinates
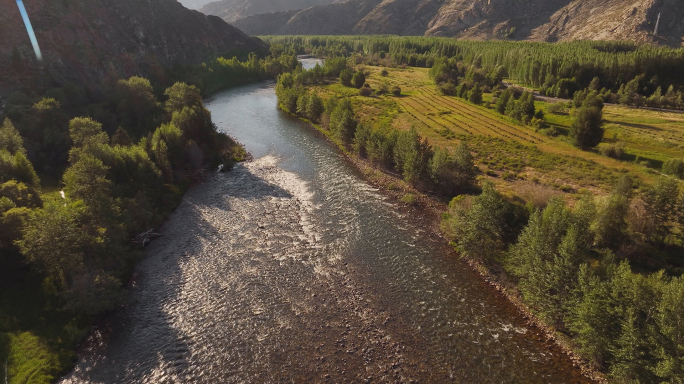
[231,0,683,46]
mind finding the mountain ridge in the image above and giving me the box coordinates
[230,0,683,46]
[200,0,341,23]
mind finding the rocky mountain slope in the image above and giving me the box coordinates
[231,0,683,46]
[0,0,267,93]
[200,0,341,23]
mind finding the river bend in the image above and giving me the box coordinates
[60,79,589,383]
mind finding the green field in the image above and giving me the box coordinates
[308,66,684,200]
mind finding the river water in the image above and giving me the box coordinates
[61,72,590,383]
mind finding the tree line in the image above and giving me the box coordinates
[443,176,684,383]
[265,36,684,111]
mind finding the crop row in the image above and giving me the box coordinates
[418,90,546,145]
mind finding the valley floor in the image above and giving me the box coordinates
[309,66,684,201]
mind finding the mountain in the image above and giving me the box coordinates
[0,0,267,93]
[232,0,684,46]
[200,0,341,23]
[177,0,217,9]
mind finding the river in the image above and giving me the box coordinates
[60,73,590,383]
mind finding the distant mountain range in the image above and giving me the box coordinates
[224,0,683,46]
[177,0,218,10]
[200,0,341,23]
[0,0,266,93]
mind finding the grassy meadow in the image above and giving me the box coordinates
[307,65,684,201]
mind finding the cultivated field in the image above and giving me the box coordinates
[310,66,684,198]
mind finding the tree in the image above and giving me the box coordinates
[306,92,324,122]
[296,93,309,116]
[468,82,483,105]
[496,89,512,115]
[111,127,133,147]
[18,200,122,315]
[571,106,604,149]
[454,141,477,182]
[330,99,357,145]
[17,201,86,289]
[339,69,353,87]
[508,197,595,325]
[519,91,536,122]
[63,154,113,218]
[352,71,366,89]
[0,180,42,209]
[619,75,644,106]
[568,258,621,366]
[24,97,70,173]
[457,83,468,98]
[430,141,477,195]
[654,276,684,382]
[164,82,203,114]
[393,128,432,184]
[0,119,26,155]
[116,76,161,138]
[505,96,521,121]
[391,86,401,96]
[442,181,513,261]
[642,177,681,244]
[589,76,601,91]
[0,149,40,188]
[0,204,31,250]
[69,117,109,149]
[0,179,41,251]
[170,105,214,146]
[593,192,630,250]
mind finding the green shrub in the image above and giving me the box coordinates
[400,193,416,205]
[359,87,373,97]
[339,69,353,87]
[662,158,684,179]
[600,142,626,160]
[352,71,366,89]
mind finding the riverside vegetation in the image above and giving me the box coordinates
[0,52,299,383]
[272,36,684,383]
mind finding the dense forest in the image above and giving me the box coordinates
[0,50,299,381]
[265,36,684,110]
[273,42,684,383]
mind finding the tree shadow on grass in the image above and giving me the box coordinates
[612,120,664,131]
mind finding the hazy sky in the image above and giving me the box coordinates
[177,0,216,10]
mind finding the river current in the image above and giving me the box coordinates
[61,64,589,383]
